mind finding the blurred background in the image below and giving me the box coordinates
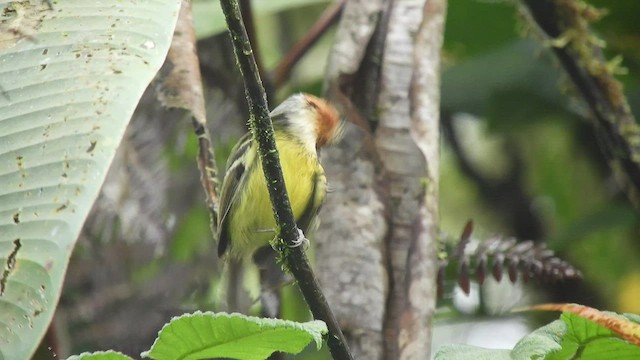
[36,0,640,358]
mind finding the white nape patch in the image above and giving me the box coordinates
[270,94,318,154]
[287,108,317,154]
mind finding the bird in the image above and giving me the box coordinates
[216,93,342,259]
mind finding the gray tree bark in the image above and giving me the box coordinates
[319,0,446,358]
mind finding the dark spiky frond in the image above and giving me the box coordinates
[438,221,582,297]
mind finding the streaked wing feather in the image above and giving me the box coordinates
[297,170,324,234]
[217,133,254,256]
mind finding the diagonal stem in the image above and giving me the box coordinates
[273,0,346,88]
[521,0,640,207]
[218,1,353,359]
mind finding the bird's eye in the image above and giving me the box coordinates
[307,99,319,111]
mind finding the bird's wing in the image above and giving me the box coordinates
[217,132,255,257]
[296,169,326,234]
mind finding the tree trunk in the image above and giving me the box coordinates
[319,0,446,358]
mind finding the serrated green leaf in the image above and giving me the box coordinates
[511,318,564,359]
[434,344,511,360]
[435,318,564,360]
[141,311,328,360]
[532,304,640,346]
[0,1,181,359]
[440,311,640,360]
[67,350,134,360]
[548,312,640,360]
[436,311,640,360]
[192,0,329,39]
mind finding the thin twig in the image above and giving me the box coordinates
[273,0,346,88]
[238,0,262,75]
[218,1,354,359]
[521,0,640,207]
[239,0,274,99]
[157,0,219,226]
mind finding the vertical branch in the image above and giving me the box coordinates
[321,1,389,358]
[238,0,274,99]
[376,0,446,358]
[273,0,346,88]
[404,0,447,356]
[238,0,262,76]
[322,0,446,358]
[157,0,219,228]
[521,0,640,207]
[218,1,353,359]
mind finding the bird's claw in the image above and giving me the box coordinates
[288,228,310,251]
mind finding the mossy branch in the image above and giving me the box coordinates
[521,0,640,207]
[218,1,353,359]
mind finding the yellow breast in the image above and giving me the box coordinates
[227,132,325,256]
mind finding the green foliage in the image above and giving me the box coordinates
[547,311,640,360]
[140,311,327,360]
[435,311,640,360]
[441,40,567,123]
[0,1,181,358]
[435,345,512,360]
[439,0,640,316]
[169,205,211,262]
[444,0,518,59]
[65,312,328,360]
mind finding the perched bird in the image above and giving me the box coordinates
[216,93,342,259]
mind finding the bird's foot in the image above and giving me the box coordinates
[288,228,310,251]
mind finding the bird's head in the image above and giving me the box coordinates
[270,93,342,152]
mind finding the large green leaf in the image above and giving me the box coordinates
[434,345,512,360]
[0,0,181,358]
[546,309,640,360]
[67,351,134,360]
[142,311,327,360]
[435,311,640,359]
[435,317,563,360]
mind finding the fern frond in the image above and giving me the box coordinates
[438,221,582,297]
